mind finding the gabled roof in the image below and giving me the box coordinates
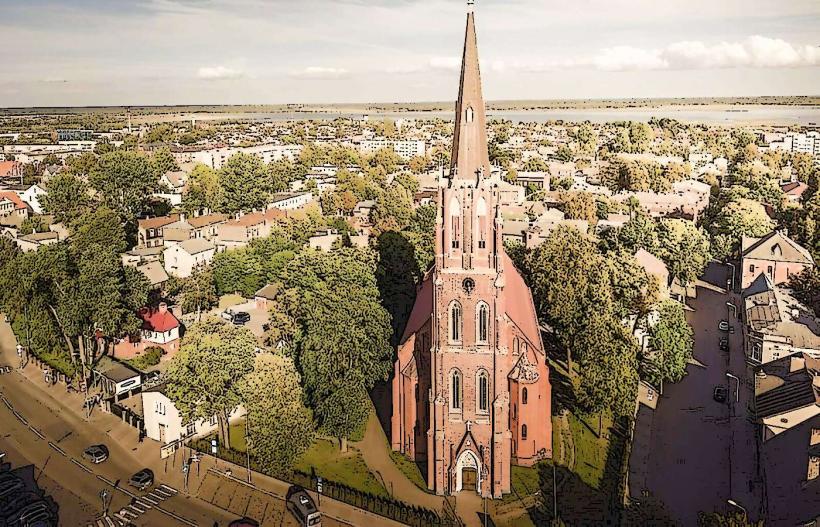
[138,214,179,230]
[0,191,27,210]
[138,305,179,333]
[502,252,542,349]
[226,212,265,227]
[255,283,279,300]
[188,213,228,229]
[781,181,808,197]
[177,238,215,255]
[136,261,169,287]
[741,230,814,265]
[755,353,819,418]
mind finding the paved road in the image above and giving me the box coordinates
[639,264,762,525]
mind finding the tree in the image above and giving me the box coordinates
[41,173,93,225]
[165,319,256,450]
[715,198,775,244]
[89,151,157,221]
[150,148,179,177]
[656,219,711,286]
[560,192,597,223]
[182,164,223,214]
[19,216,48,236]
[370,182,414,235]
[554,145,573,162]
[241,353,314,475]
[180,268,218,321]
[643,300,693,386]
[606,251,660,321]
[218,153,270,213]
[698,511,762,527]
[211,248,264,297]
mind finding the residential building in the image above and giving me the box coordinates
[753,353,820,526]
[163,238,215,278]
[742,274,820,364]
[359,139,426,160]
[0,161,23,181]
[114,303,181,359]
[137,214,180,248]
[136,261,170,290]
[155,170,187,206]
[741,230,814,290]
[0,183,47,214]
[268,191,313,210]
[391,10,551,499]
[191,144,303,170]
[216,212,270,249]
[634,248,670,295]
[142,385,245,444]
[89,356,141,400]
[188,213,228,241]
[0,191,28,219]
[781,181,809,203]
[254,283,279,311]
[15,231,59,252]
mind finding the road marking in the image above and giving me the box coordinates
[129,503,145,514]
[119,509,138,519]
[115,512,134,522]
[147,491,166,501]
[28,426,45,440]
[152,488,172,498]
[159,484,178,494]
[141,494,158,505]
[47,442,67,457]
[96,474,114,486]
[12,410,27,425]
[70,458,93,473]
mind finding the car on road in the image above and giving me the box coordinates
[231,312,251,325]
[719,337,729,352]
[229,518,260,527]
[128,468,154,490]
[718,320,730,331]
[82,444,109,464]
[286,485,321,527]
[713,385,728,403]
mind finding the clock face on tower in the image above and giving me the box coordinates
[462,278,475,294]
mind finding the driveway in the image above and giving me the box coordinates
[637,263,762,525]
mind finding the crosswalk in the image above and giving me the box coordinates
[88,484,178,527]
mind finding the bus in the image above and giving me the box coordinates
[286,485,321,527]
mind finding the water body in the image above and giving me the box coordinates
[202,106,820,126]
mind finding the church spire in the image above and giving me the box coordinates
[450,5,491,181]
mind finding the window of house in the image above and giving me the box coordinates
[155,402,165,415]
[522,387,528,405]
[521,424,527,440]
[477,302,489,343]
[477,370,489,413]
[767,265,773,277]
[451,370,462,411]
[209,415,217,426]
[450,302,462,342]
[749,264,755,273]
[185,422,196,436]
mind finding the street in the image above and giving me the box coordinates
[634,263,762,525]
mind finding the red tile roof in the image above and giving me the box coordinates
[138,306,180,333]
[0,191,26,210]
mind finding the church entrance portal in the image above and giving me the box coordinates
[454,450,481,494]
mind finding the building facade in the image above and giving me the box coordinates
[741,230,814,290]
[391,9,551,499]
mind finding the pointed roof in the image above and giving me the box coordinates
[450,9,491,181]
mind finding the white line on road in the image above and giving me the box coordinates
[12,410,27,425]
[47,442,67,457]
[28,426,45,440]
[140,495,158,506]
[129,503,145,514]
[159,484,178,494]
[152,488,172,498]
[70,458,93,473]
[96,474,114,486]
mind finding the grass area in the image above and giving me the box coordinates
[125,346,162,371]
[500,464,541,504]
[218,294,245,309]
[388,450,429,492]
[295,438,388,497]
[567,412,612,490]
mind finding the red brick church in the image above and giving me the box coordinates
[391,7,552,499]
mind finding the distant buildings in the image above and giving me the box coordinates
[190,144,303,169]
[359,139,425,160]
[768,131,820,157]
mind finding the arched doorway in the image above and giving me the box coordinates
[454,450,481,493]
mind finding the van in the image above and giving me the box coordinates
[286,486,321,527]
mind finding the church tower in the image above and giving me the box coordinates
[391,4,552,499]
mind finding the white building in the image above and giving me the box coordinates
[768,132,820,157]
[359,139,426,160]
[191,144,303,170]
[142,386,245,444]
[267,191,313,210]
[162,238,215,278]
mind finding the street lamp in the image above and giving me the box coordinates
[726,301,737,318]
[726,262,736,293]
[726,373,740,403]
[727,499,747,520]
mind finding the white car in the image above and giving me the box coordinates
[718,320,730,332]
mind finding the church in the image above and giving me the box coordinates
[390,6,553,499]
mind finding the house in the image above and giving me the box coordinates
[155,171,187,206]
[163,238,215,278]
[352,200,376,221]
[781,181,809,203]
[136,261,170,289]
[0,183,47,214]
[254,283,279,311]
[741,230,814,290]
[121,246,164,267]
[753,353,820,526]
[188,213,228,241]
[137,214,180,248]
[90,356,142,401]
[267,192,313,210]
[15,231,59,252]
[114,302,181,359]
[142,384,245,444]
[0,191,29,219]
[162,218,194,244]
[742,273,820,364]
[634,248,670,295]
[216,211,278,249]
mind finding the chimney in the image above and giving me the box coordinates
[158,302,168,314]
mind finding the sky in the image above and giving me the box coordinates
[1,0,819,107]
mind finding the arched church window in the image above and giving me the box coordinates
[476,197,487,249]
[771,243,782,257]
[450,302,462,343]
[449,197,461,249]
[466,106,474,123]
[451,370,462,411]
[521,424,528,440]
[477,370,489,413]
[522,387,528,405]
[477,302,489,343]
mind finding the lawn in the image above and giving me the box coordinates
[567,412,611,490]
[218,293,245,309]
[388,450,428,492]
[295,438,388,497]
[500,464,541,504]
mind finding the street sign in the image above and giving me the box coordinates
[210,438,217,455]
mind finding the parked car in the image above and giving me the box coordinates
[7,499,55,526]
[719,337,729,351]
[713,386,728,403]
[82,444,109,464]
[220,309,235,322]
[286,486,321,527]
[129,469,154,490]
[228,518,260,527]
[718,320,730,331]
[231,312,251,325]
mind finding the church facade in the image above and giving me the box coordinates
[390,8,552,499]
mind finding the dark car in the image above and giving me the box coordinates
[286,486,321,527]
[82,444,109,464]
[7,499,55,526]
[719,337,729,351]
[231,312,251,325]
[713,385,728,403]
[228,518,260,527]
[129,468,154,490]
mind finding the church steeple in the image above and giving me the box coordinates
[450,6,491,182]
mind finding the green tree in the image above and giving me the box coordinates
[560,192,597,223]
[180,267,218,321]
[715,198,775,245]
[89,151,157,222]
[150,148,179,177]
[211,248,264,297]
[165,319,256,449]
[183,164,223,214]
[218,153,270,213]
[41,173,93,225]
[656,219,711,286]
[241,353,314,475]
[643,300,693,386]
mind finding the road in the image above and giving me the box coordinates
[637,263,762,525]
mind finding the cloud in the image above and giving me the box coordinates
[197,65,244,80]
[429,56,461,71]
[289,66,350,80]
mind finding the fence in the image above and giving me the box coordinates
[107,399,145,433]
[188,438,461,527]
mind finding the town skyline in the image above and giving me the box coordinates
[2,0,819,107]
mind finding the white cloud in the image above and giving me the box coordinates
[289,67,350,80]
[197,65,244,80]
[429,56,461,71]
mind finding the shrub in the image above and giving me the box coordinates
[127,346,163,371]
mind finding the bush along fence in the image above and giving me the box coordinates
[188,438,463,527]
